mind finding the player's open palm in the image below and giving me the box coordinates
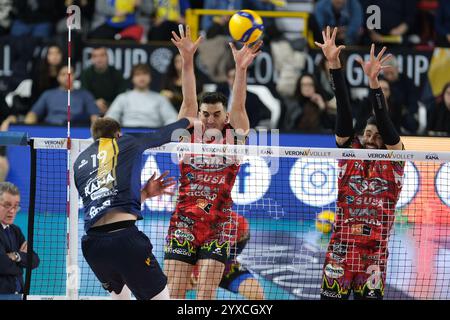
[315,26,345,64]
[171,24,203,59]
[356,44,392,80]
[230,40,263,70]
[142,171,176,199]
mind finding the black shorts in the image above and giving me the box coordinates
[81,225,167,300]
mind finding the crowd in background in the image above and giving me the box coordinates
[0,0,449,152]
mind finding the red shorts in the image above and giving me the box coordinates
[164,210,231,265]
[320,239,388,300]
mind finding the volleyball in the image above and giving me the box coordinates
[315,210,335,233]
[228,10,264,44]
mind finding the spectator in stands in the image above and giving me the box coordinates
[427,82,450,136]
[314,0,363,45]
[31,45,64,105]
[160,53,204,112]
[283,73,333,132]
[360,0,417,45]
[81,47,128,115]
[435,0,450,47]
[105,63,177,128]
[314,55,335,101]
[201,0,242,38]
[0,0,13,36]
[89,0,152,41]
[148,0,191,41]
[24,65,99,126]
[382,56,419,134]
[4,45,64,123]
[353,78,402,134]
[0,182,40,296]
[0,117,14,182]
[217,66,272,129]
[160,53,184,112]
[10,0,59,39]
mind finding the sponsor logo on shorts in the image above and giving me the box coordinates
[320,288,342,299]
[174,229,195,241]
[165,247,192,257]
[324,264,344,279]
[176,222,191,229]
[145,257,151,266]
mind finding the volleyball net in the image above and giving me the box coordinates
[18,137,450,299]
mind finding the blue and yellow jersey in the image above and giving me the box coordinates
[74,119,190,231]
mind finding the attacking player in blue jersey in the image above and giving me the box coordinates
[73,116,196,300]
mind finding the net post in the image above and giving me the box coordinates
[67,139,80,300]
[23,138,36,300]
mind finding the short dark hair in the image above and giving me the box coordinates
[131,63,151,78]
[198,92,228,110]
[366,115,378,127]
[91,117,121,140]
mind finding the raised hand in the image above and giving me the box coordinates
[314,26,346,68]
[356,44,392,83]
[171,24,203,60]
[141,171,176,200]
[229,40,263,70]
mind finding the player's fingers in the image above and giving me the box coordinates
[376,46,387,61]
[159,170,170,180]
[314,41,324,48]
[171,31,181,41]
[229,42,237,52]
[185,24,190,38]
[194,36,203,48]
[326,26,330,40]
[355,56,364,67]
[164,190,176,196]
[178,24,185,38]
[251,40,263,53]
[381,53,393,65]
[370,43,375,60]
[381,65,394,70]
[331,27,337,43]
[149,172,156,181]
[321,30,326,43]
[337,45,346,53]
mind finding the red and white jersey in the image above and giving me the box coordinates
[333,137,405,247]
[174,124,241,222]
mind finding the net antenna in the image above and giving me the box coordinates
[66,5,81,300]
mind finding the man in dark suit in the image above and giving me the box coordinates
[0,182,39,296]
[217,66,272,129]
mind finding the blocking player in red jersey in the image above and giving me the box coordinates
[188,212,265,300]
[163,25,263,299]
[315,26,405,300]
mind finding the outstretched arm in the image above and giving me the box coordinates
[356,44,403,150]
[171,24,203,119]
[315,26,354,147]
[228,40,263,136]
